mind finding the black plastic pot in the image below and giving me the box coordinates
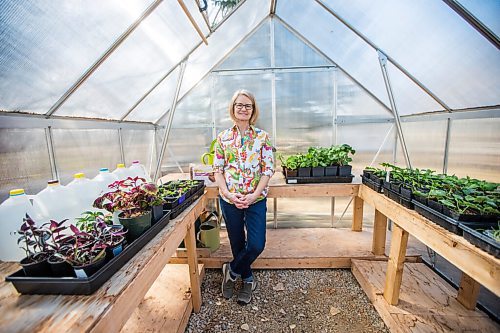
[427,199,443,213]
[362,169,372,179]
[119,210,152,242]
[48,255,74,277]
[312,167,325,177]
[285,168,298,178]
[325,166,338,177]
[152,205,164,223]
[163,196,179,209]
[383,180,391,190]
[370,174,384,185]
[298,167,311,177]
[20,255,50,277]
[390,182,402,193]
[105,238,125,259]
[338,165,352,177]
[460,225,499,258]
[72,252,107,279]
[413,194,427,206]
[400,186,412,200]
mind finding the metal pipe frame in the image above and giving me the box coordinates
[118,128,125,164]
[45,0,164,118]
[378,51,412,169]
[442,0,499,50]
[45,126,59,180]
[213,65,337,74]
[270,18,278,229]
[153,60,187,181]
[442,118,452,174]
[270,0,277,15]
[315,0,452,112]
[274,15,393,115]
[0,112,157,130]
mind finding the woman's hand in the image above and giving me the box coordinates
[225,191,247,208]
[239,192,259,208]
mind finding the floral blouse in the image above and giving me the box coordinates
[213,125,275,204]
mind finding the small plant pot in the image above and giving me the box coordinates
[298,167,311,177]
[390,182,402,193]
[400,186,412,200]
[119,210,152,242]
[413,194,427,206]
[163,196,179,209]
[48,254,74,277]
[285,168,298,178]
[362,170,373,179]
[20,256,50,277]
[383,180,391,190]
[370,174,384,186]
[427,199,443,213]
[72,253,107,279]
[312,167,325,177]
[338,165,352,177]
[105,238,125,259]
[152,205,164,223]
[325,166,338,177]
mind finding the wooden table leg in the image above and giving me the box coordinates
[457,272,481,310]
[185,223,202,312]
[383,223,409,305]
[352,196,363,232]
[372,209,387,255]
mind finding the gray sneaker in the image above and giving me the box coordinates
[221,263,236,299]
[237,280,257,305]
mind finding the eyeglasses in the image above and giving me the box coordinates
[234,103,253,111]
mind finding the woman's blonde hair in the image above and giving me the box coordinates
[228,89,259,125]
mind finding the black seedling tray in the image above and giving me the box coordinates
[285,175,354,184]
[459,223,500,258]
[6,211,171,295]
[361,176,383,193]
[170,186,205,219]
[413,200,461,234]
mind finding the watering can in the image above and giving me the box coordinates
[196,211,220,252]
[201,139,217,166]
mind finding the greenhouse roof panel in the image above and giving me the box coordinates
[457,0,500,38]
[323,0,500,110]
[0,0,154,115]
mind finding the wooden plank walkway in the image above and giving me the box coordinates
[352,260,499,333]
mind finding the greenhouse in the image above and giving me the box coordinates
[0,0,499,332]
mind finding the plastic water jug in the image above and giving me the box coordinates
[0,189,42,261]
[32,180,80,225]
[92,168,119,195]
[129,160,151,183]
[66,173,101,215]
[112,163,131,181]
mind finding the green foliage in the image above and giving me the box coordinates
[278,144,356,170]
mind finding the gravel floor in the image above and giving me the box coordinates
[186,269,389,333]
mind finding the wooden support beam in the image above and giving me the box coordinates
[383,223,409,305]
[372,209,387,255]
[184,224,201,313]
[457,272,481,310]
[352,196,363,232]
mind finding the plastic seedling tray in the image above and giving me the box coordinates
[399,196,414,210]
[285,175,354,184]
[361,176,383,193]
[6,211,171,295]
[413,200,461,234]
[459,223,499,258]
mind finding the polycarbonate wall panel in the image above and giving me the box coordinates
[213,73,273,136]
[171,77,212,128]
[336,70,391,117]
[337,123,395,179]
[55,0,208,120]
[324,0,500,110]
[124,66,180,122]
[159,127,213,174]
[274,19,330,68]
[121,129,154,177]
[457,0,500,37]
[395,120,448,172]
[179,0,269,98]
[52,129,121,185]
[275,71,334,155]
[447,118,500,182]
[277,0,390,109]
[0,129,52,202]
[0,0,152,114]
[217,21,271,70]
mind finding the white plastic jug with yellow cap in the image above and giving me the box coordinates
[32,180,80,225]
[0,189,42,261]
[112,163,132,181]
[67,173,101,214]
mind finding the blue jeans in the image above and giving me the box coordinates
[219,197,267,280]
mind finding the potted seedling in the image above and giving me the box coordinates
[308,147,327,177]
[297,154,312,177]
[65,224,107,278]
[337,144,355,177]
[94,177,157,242]
[94,220,127,258]
[17,215,52,277]
[46,219,74,277]
[278,154,298,178]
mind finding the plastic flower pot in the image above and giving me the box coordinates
[285,168,298,178]
[118,210,152,242]
[325,166,338,177]
[298,167,311,177]
[152,205,164,223]
[312,167,325,177]
[72,251,107,279]
[48,254,74,277]
[338,165,352,177]
[20,255,50,277]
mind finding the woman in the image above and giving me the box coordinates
[213,89,274,305]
